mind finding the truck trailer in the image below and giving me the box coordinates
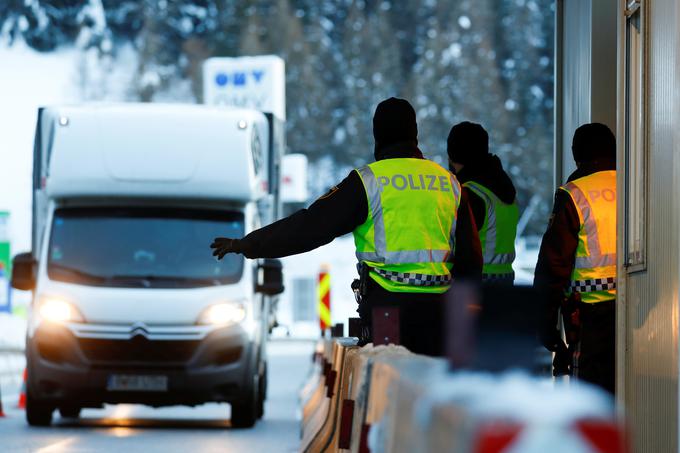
[11,103,285,428]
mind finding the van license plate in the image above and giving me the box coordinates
[107,375,168,392]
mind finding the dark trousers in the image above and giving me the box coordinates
[358,279,445,357]
[575,300,615,394]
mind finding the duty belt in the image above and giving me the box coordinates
[373,268,452,287]
[482,272,515,283]
[570,277,616,293]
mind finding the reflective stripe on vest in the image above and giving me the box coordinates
[463,181,519,280]
[560,171,617,303]
[373,268,452,287]
[353,158,461,293]
[570,277,616,293]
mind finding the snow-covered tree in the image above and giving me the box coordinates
[0,0,556,233]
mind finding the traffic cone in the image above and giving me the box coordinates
[17,368,26,409]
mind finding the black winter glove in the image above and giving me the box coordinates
[210,237,241,260]
[552,342,572,377]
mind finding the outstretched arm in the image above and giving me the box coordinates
[212,171,368,259]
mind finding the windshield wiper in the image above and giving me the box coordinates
[49,264,108,284]
[109,275,222,287]
[49,266,223,287]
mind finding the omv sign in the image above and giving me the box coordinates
[214,70,265,87]
[203,56,286,120]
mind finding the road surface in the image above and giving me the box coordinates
[0,340,313,452]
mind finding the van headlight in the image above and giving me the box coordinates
[197,302,247,326]
[38,297,84,323]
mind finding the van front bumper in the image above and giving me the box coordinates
[26,321,259,407]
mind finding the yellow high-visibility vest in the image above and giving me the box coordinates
[353,158,461,293]
[560,170,616,304]
[463,181,519,282]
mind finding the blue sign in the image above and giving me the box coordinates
[214,70,266,87]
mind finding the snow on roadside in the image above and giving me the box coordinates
[0,41,81,255]
[0,313,26,395]
[0,313,26,349]
[0,42,76,389]
[274,235,358,339]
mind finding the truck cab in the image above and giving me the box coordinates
[12,103,284,428]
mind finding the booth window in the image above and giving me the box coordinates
[623,0,647,271]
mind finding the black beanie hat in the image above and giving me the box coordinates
[447,121,489,166]
[572,123,616,163]
[372,98,418,149]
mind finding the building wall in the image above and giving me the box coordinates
[559,0,680,450]
[617,1,680,451]
[555,0,617,186]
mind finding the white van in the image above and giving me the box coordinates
[11,103,285,428]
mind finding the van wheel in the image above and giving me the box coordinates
[231,378,258,428]
[26,391,53,426]
[59,406,81,419]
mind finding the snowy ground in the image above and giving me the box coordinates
[0,313,26,349]
[0,313,26,400]
[275,235,359,338]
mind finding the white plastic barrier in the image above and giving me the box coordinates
[300,338,359,453]
[300,341,329,428]
[299,341,414,453]
[343,345,416,453]
[368,356,448,453]
[300,340,626,453]
[379,371,622,453]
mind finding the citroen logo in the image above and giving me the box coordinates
[130,322,149,339]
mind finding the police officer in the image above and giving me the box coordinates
[535,123,616,394]
[211,98,482,356]
[447,122,519,283]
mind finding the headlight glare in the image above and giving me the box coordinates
[198,302,246,326]
[38,298,84,323]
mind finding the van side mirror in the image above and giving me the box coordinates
[12,252,37,291]
[256,258,284,296]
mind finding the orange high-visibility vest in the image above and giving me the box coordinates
[560,170,616,303]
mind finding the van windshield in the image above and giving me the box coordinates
[48,207,245,288]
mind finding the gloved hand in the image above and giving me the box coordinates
[210,237,240,260]
[552,342,572,377]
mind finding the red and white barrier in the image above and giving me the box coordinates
[299,340,626,453]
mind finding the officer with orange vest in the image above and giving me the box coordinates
[211,98,482,356]
[535,123,617,394]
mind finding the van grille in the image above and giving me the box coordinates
[77,338,199,364]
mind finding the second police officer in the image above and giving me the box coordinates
[447,122,519,284]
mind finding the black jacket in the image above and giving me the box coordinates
[534,158,616,350]
[235,144,483,280]
[454,154,517,230]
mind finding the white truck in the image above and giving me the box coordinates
[11,103,285,428]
